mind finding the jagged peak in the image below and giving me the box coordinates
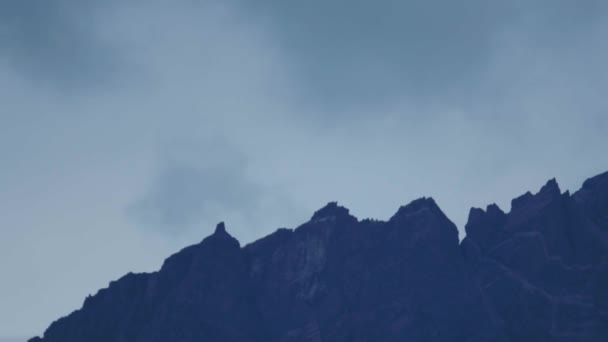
[465,203,508,238]
[310,202,357,223]
[538,178,561,196]
[390,197,444,221]
[510,178,562,211]
[467,203,506,227]
[486,203,505,216]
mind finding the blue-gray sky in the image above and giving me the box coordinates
[1,0,607,338]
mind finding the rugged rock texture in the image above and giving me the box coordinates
[30,172,608,342]
[462,172,608,341]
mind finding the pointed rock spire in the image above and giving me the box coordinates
[214,221,227,235]
[201,221,240,249]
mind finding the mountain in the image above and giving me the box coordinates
[29,171,608,342]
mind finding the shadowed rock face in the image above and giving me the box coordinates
[462,171,608,341]
[30,172,608,342]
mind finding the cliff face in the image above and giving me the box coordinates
[30,172,608,342]
[462,173,608,341]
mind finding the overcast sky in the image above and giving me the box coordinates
[1,0,608,338]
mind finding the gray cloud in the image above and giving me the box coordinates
[128,142,262,232]
[237,0,608,110]
[127,140,303,242]
[239,0,501,105]
[0,0,120,88]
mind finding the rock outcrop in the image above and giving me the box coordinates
[30,171,608,342]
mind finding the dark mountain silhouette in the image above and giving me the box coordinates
[30,171,608,342]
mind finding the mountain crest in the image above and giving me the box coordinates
[511,178,562,211]
[29,170,608,342]
[200,221,240,250]
[486,203,505,216]
[580,170,608,191]
[467,203,506,228]
[539,177,561,196]
[390,197,443,221]
[310,201,356,223]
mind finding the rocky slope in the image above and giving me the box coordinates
[30,171,608,342]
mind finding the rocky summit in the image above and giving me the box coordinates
[30,171,608,342]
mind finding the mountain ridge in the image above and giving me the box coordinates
[30,171,608,342]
